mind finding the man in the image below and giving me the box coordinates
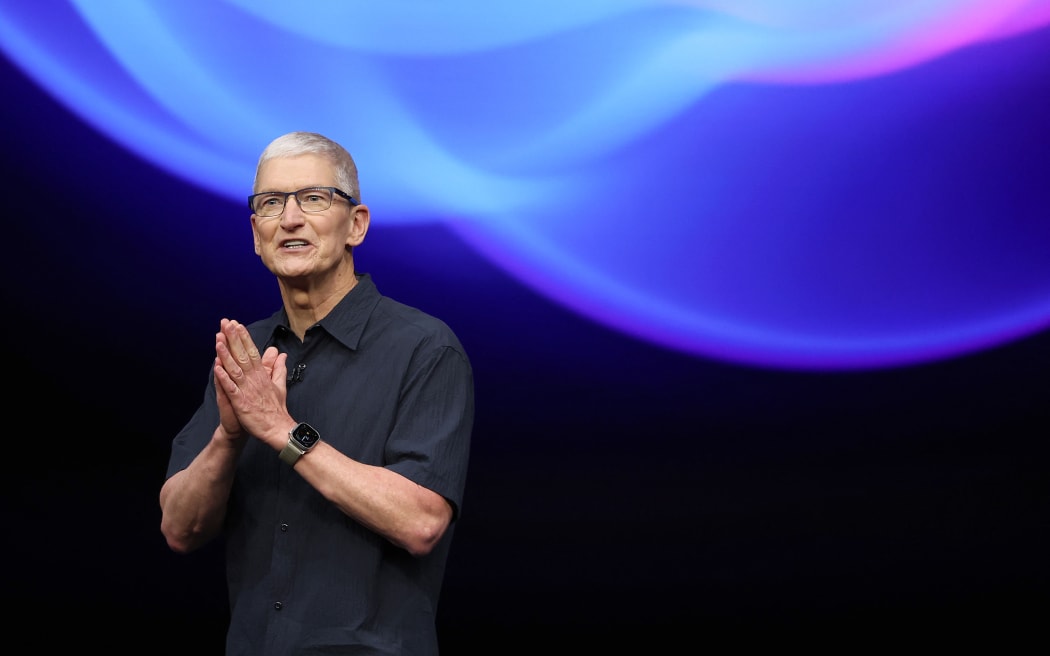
[160,131,474,655]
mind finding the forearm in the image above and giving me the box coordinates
[296,441,453,557]
[159,427,244,554]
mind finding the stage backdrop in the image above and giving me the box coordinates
[1,2,1047,651]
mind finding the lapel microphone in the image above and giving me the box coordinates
[287,362,306,384]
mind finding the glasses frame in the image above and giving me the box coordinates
[248,186,359,218]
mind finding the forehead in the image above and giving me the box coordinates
[256,154,336,190]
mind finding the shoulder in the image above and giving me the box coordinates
[373,296,464,351]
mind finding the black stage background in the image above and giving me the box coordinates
[2,51,1046,651]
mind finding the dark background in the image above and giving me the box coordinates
[2,45,1047,651]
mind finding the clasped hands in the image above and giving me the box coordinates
[213,318,290,448]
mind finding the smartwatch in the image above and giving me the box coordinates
[279,421,321,466]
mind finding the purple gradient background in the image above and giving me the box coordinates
[3,2,1050,368]
[1,4,1047,652]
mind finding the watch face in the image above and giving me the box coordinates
[293,423,321,449]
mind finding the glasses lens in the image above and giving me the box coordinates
[252,193,284,217]
[251,188,336,217]
[296,188,334,212]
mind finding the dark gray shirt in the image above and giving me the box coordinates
[166,273,474,655]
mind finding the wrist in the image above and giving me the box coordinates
[280,421,321,466]
[213,425,246,449]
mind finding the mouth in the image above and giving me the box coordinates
[280,239,310,250]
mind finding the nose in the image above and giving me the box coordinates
[279,193,307,226]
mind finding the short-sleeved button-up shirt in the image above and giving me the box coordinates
[166,273,474,655]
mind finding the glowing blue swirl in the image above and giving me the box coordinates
[2,1,1049,369]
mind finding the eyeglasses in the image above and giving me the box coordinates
[248,186,359,218]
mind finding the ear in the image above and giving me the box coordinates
[250,215,262,255]
[346,203,370,249]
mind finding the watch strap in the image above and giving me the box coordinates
[279,439,306,466]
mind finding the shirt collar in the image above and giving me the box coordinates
[250,272,381,351]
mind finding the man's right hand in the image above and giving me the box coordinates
[213,318,289,449]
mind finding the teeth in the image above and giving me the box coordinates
[284,241,308,248]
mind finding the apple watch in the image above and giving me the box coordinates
[279,421,321,466]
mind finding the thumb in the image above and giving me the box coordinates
[272,352,289,393]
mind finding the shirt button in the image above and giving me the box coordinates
[274,602,283,611]
[280,523,289,532]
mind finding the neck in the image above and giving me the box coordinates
[279,272,359,340]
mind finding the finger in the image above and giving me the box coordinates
[220,320,247,363]
[217,322,239,365]
[215,338,245,381]
[261,346,280,372]
[220,320,251,367]
[272,352,288,392]
[213,358,239,394]
[225,320,261,366]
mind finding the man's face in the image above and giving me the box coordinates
[250,154,367,282]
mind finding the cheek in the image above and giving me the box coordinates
[252,222,277,247]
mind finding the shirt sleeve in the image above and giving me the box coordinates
[165,369,221,480]
[385,340,474,521]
